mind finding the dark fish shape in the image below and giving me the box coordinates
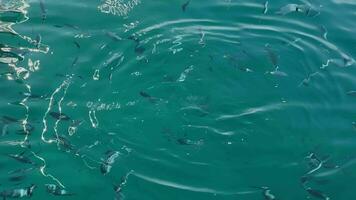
[0,184,36,199]
[49,112,70,121]
[2,116,20,124]
[182,0,190,12]
[8,151,35,165]
[9,174,26,182]
[300,175,310,185]
[72,56,79,67]
[63,23,80,30]
[127,35,139,43]
[39,0,47,22]
[176,138,196,145]
[305,188,330,200]
[57,135,75,151]
[100,151,119,175]
[139,91,152,98]
[35,34,42,48]
[1,124,9,136]
[8,167,34,175]
[106,31,122,41]
[16,123,35,135]
[276,4,319,17]
[73,41,80,49]
[9,101,23,106]
[45,184,74,196]
[265,44,278,67]
[347,91,356,96]
[20,92,44,99]
[134,45,145,54]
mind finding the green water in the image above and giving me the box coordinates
[1,0,356,199]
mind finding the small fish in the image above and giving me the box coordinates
[9,174,26,182]
[139,91,152,98]
[20,92,44,99]
[265,44,278,67]
[72,56,79,67]
[73,41,80,49]
[270,70,288,77]
[134,45,145,54]
[127,35,139,43]
[57,135,75,151]
[49,112,71,121]
[347,91,356,96]
[177,138,192,145]
[1,124,9,136]
[100,151,119,175]
[8,167,34,175]
[106,31,122,42]
[305,188,330,200]
[0,184,36,199]
[39,0,47,22]
[16,123,35,135]
[1,116,20,124]
[276,4,299,15]
[46,184,74,196]
[63,23,80,30]
[35,34,42,48]
[300,175,311,185]
[263,1,269,14]
[8,151,35,165]
[9,101,23,106]
[182,0,190,12]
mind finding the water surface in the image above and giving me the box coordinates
[1,0,356,199]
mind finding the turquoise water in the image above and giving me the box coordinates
[1,0,356,199]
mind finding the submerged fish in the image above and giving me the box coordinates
[1,116,21,124]
[57,135,75,151]
[8,174,26,182]
[0,184,36,199]
[100,150,119,175]
[265,44,278,67]
[39,0,47,22]
[347,91,356,96]
[106,31,122,41]
[305,188,330,200]
[182,0,190,12]
[8,167,35,175]
[276,4,299,15]
[8,151,35,165]
[46,184,74,196]
[73,41,80,49]
[134,45,145,54]
[139,91,152,99]
[20,92,44,99]
[276,4,319,16]
[16,123,35,135]
[49,112,71,121]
